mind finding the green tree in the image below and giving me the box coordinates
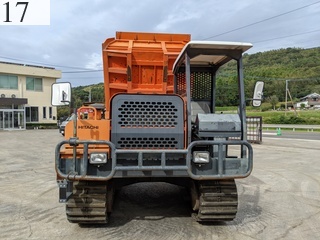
[267,95,279,110]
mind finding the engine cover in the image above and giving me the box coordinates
[196,113,241,138]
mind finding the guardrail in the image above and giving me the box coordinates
[263,124,320,132]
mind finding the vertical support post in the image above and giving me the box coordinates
[237,57,247,158]
[72,108,78,170]
[218,143,223,176]
[161,152,166,167]
[138,152,143,167]
[23,107,26,130]
[185,54,192,145]
[237,57,247,141]
[211,70,216,113]
[173,74,177,93]
[81,143,88,176]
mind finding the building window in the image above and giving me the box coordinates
[43,106,46,119]
[0,75,18,89]
[49,107,52,119]
[26,77,42,91]
[26,107,39,122]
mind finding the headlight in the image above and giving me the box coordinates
[193,151,210,163]
[90,153,107,164]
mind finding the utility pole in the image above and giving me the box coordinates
[284,78,318,116]
[88,87,92,102]
[285,80,288,115]
[285,79,297,116]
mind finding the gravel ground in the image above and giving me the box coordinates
[0,129,319,240]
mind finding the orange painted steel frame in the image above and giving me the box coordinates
[65,32,190,146]
[60,32,190,180]
[102,31,190,119]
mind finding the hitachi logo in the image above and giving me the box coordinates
[78,126,99,130]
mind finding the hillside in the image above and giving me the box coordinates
[218,47,320,105]
[71,83,104,107]
[68,47,320,108]
[57,83,104,118]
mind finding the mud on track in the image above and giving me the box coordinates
[0,130,320,240]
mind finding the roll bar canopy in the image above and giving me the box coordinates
[173,41,252,72]
[172,41,253,145]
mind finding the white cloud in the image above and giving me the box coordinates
[85,53,102,70]
[155,8,201,32]
[0,0,319,86]
[43,54,50,60]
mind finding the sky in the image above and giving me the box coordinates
[0,0,320,86]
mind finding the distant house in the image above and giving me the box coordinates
[295,93,320,109]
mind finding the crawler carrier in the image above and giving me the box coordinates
[52,32,262,224]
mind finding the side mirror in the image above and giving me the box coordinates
[252,81,264,107]
[51,82,72,106]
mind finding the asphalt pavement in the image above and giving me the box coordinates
[263,130,320,140]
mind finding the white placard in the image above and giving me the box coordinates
[0,0,50,25]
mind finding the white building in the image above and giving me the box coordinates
[0,61,61,130]
[295,93,320,109]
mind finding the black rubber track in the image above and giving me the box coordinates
[195,179,238,222]
[66,181,108,224]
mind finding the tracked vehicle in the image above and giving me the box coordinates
[52,32,263,224]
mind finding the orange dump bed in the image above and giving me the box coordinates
[102,31,190,110]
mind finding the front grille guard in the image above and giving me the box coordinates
[55,140,253,181]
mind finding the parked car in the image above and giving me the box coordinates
[59,114,75,136]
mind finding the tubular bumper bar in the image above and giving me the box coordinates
[55,140,253,181]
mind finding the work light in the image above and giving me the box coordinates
[193,151,210,163]
[89,153,107,164]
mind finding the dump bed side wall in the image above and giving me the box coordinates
[102,32,190,115]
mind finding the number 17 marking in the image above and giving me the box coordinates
[3,1,29,22]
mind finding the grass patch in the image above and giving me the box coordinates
[217,106,320,124]
[247,110,320,124]
[216,106,238,112]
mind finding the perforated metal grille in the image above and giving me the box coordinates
[117,137,178,149]
[111,94,184,149]
[176,72,186,96]
[191,72,212,100]
[118,101,178,128]
[176,72,212,100]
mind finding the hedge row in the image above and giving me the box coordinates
[263,115,320,124]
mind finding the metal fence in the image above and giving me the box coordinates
[246,116,262,144]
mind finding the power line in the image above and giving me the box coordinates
[62,76,103,79]
[59,29,320,76]
[202,1,320,40]
[0,55,98,71]
[253,29,320,44]
[62,70,103,73]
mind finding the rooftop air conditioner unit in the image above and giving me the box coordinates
[1,94,5,98]
[11,94,16,98]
